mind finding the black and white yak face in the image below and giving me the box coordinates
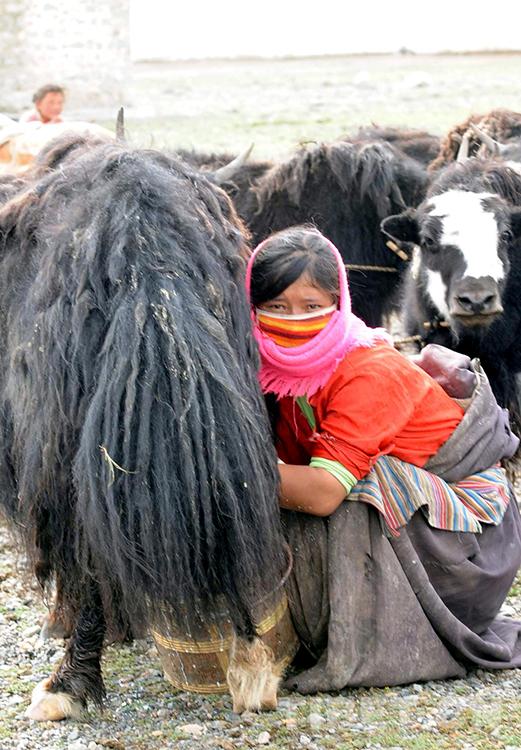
[382,188,521,331]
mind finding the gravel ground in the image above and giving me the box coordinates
[1,517,521,750]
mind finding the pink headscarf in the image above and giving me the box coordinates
[245,235,391,398]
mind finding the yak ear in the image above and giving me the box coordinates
[381,209,420,245]
[510,207,521,240]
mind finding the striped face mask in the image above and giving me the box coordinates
[255,305,337,347]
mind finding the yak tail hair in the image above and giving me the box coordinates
[2,141,286,635]
[227,635,283,713]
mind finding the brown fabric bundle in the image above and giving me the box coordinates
[284,497,521,692]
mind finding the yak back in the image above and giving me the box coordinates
[429,109,521,172]
[428,157,521,206]
[29,130,113,178]
[354,126,441,167]
[0,141,285,635]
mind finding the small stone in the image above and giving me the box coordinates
[69,742,88,750]
[300,736,312,746]
[209,720,228,730]
[224,712,242,724]
[7,694,24,705]
[308,712,325,727]
[69,730,80,741]
[179,723,205,738]
[440,708,456,721]
[88,743,100,750]
[213,741,235,750]
[22,625,40,638]
[257,731,270,745]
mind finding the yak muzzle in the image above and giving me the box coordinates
[449,278,503,326]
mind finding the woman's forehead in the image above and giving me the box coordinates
[273,276,332,298]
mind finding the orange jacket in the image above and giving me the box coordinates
[276,343,464,480]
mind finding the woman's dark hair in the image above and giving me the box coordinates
[32,84,65,104]
[250,225,340,306]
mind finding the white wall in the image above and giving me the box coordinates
[130,0,521,60]
[0,0,129,110]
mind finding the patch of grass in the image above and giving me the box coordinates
[508,572,521,598]
[92,53,521,161]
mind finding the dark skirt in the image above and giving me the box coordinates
[283,494,521,693]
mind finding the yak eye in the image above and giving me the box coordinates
[422,236,437,252]
[501,229,513,243]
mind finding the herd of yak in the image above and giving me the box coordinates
[185,108,521,434]
[0,107,521,720]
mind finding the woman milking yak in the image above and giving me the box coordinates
[0,141,520,724]
[246,226,521,691]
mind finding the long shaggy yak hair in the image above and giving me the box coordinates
[429,109,521,172]
[0,141,286,638]
[241,139,429,327]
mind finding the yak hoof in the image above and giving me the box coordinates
[25,678,83,721]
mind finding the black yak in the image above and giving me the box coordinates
[176,145,273,212]
[0,139,287,720]
[382,158,521,432]
[235,139,429,327]
[175,138,430,327]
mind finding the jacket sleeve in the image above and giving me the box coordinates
[310,365,419,480]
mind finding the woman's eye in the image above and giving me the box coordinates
[501,229,513,243]
[267,304,285,311]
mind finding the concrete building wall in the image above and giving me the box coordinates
[0,0,130,113]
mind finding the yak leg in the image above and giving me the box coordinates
[227,635,283,713]
[40,576,74,641]
[26,582,106,721]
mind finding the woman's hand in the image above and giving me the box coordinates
[278,463,347,517]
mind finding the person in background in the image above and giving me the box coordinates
[20,85,65,124]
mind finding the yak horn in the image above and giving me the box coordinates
[456,130,471,163]
[116,107,126,142]
[213,143,254,183]
[468,123,505,157]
